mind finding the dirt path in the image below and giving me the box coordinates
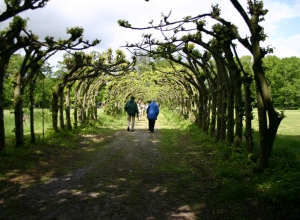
[2,114,203,220]
[1,113,284,220]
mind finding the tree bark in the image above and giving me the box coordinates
[0,56,11,150]
[51,84,59,132]
[29,79,36,144]
[221,42,243,148]
[65,85,72,130]
[13,72,25,148]
[244,74,254,154]
[59,89,64,130]
[235,0,283,170]
[210,81,217,138]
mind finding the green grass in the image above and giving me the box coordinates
[0,108,116,185]
[276,110,300,137]
[4,109,53,138]
[1,107,299,219]
[247,109,300,163]
[4,108,110,138]
[251,109,300,139]
[165,108,300,218]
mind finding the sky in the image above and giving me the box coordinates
[1,0,300,67]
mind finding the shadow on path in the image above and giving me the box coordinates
[0,114,278,219]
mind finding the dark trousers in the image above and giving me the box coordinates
[148,119,156,132]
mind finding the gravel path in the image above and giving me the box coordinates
[2,115,198,220]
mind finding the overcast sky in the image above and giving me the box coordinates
[1,0,300,67]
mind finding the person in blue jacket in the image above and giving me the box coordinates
[146,99,159,133]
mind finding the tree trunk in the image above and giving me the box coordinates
[0,75,5,150]
[226,86,234,144]
[244,75,254,154]
[256,90,269,169]
[187,97,192,121]
[73,82,83,128]
[82,90,87,123]
[220,88,227,142]
[202,90,209,134]
[212,50,229,142]
[0,56,11,150]
[93,90,100,120]
[220,42,242,146]
[197,94,203,129]
[229,0,284,170]
[215,76,223,141]
[52,85,60,132]
[181,96,185,118]
[254,66,283,170]
[59,90,64,129]
[29,80,36,144]
[234,82,243,149]
[65,85,72,130]
[210,86,217,138]
[14,72,25,148]
[253,30,283,170]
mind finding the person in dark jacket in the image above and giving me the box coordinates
[124,96,139,132]
[146,99,159,133]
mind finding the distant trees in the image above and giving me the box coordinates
[264,56,300,110]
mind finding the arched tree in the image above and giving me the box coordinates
[119,0,284,170]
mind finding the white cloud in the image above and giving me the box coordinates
[260,0,300,57]
[267,34,300,58]
[1,0,300,66]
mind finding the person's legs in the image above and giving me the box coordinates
[127,115,131,131]
[149,119,155,132]
[148,119,151,132]
[131,116,135,131]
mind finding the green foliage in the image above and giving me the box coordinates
[257,169,300,212]
[163,107,300,213]
[117,19,131,27]
[66,26,84,41]
[9,15,27,30]
[218,179,249,202]
[264,56,300,109]
[4,54,24,108]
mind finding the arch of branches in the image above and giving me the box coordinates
[116,0,285,171]
[0,0,285,172]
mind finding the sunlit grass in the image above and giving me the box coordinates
[165,108,300,212]
[1,107,299,218]
[4,109,53,138]
[251,109,300,138]
[4,108,106,138]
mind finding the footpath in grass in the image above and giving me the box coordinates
[0,111,297,219]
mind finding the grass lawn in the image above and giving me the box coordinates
[0,108,299,219]
[4,109,53,139]
[4,108,105,139]
[250,109,300,141]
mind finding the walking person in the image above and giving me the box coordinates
[147,99,159,133]
[140,102,145,116]
[137,100,142,121]
[124,96,139,132]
